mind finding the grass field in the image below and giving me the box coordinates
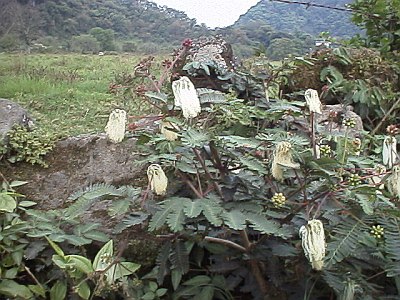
[0,53,147,138]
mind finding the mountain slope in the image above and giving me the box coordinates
[234,0,359,38]
[0,0,209,51]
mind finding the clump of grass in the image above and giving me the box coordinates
[0,53,144,138]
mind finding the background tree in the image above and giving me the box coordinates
[89,27,116,51]
[349,0,400,55]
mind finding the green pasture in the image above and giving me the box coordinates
[0,53,144,138]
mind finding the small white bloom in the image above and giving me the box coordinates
[305,89,322,114]
[382,136,397,169]
[271,141,300,181]
[147,164,168,196]
[299,219,326,271]
[172,76,201,119]
[387,165,400,199]
[105,109,127,143]
[160,121,179,141]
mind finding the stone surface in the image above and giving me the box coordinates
[1,134,144,210]
[284,104,364,137]
[317,104,364,137]
[0,98,34,144]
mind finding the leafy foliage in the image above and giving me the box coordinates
[4,125,54,167]
[1,7,400,298]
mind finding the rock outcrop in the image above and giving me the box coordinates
[1,133,143,210]
[0,98,34,144]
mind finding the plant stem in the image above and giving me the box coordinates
[193,148,224,200]
[24,266,44,290]
[371,97,400,135]
[177,171,203,198]
[204,236,246,253]
[310,111,317,158]
[239,230,269,295]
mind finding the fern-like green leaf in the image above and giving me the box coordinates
[114,212,149,234]
[67,183,121,201]
[183,200,203,218]
[170,240,189,275]
[108,199,131,217]
[200,196,223,226]
[222,210,247,230]
[64,196,98,220]
[381,217,400,277]
[167,206,186,232]
[219,136,261,149]
[181,129,211,148]
[149,198,187,231]
[239,156,267,174]
[196,88,226,104]
[247,213,292,238]
[156,241,172,285]
[354,191,374,215]
[64,184,124,220]
[325,218,366,267]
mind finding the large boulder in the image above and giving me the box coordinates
[1,134,144,210]
[0,98,34,144]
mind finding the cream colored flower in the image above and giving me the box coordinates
[299,219,326,271]
[172,76,201,119]
[383,136,397,169]
[304,89,322,114]
[271,141,300,181]
[160,121,179,141]
[147,164,168,196]
[105,109,127,143]
[387,165,400,199]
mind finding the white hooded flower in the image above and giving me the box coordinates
[172,76,201,119]
[382,136,397,169]
[160,121,179,141]
[271,141,300,181]
[105,109,127,143]
[305,89,322,114]
[299,219,326,271]
[387,165,400,199]
[147,164,168,196]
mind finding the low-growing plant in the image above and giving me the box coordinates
[3,125,54,167]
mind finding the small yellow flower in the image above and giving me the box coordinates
[343,118,356,128]
[299,219,326,271]
[348,174,361,186]
[271,193,286,208]
[147,164,168,196]
[370,225,384,239]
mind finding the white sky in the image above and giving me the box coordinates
[151,0,261,28]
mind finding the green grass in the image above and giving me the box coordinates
[0,53,144,138]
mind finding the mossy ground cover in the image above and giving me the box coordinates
[0,53,144,138]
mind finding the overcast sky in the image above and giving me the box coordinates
[151,0,260,28]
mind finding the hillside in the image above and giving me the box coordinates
[0,0,359,59]
[234,0,359,38]
[0,0,209,53]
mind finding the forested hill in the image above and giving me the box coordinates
[0,0,209,52]
[0,0,359,58]
[234,0,359,38]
